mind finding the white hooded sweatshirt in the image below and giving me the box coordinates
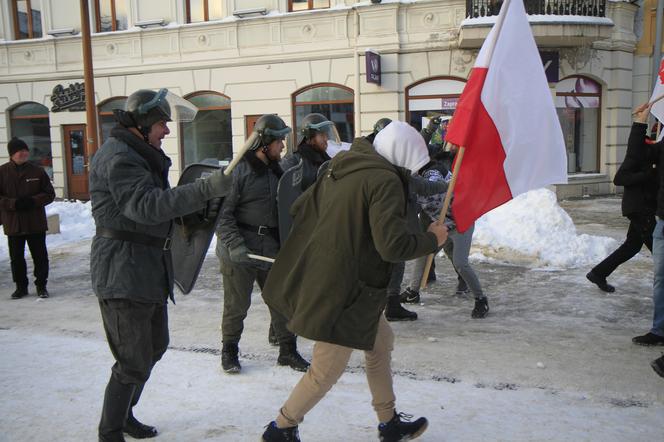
[373,120,430,175]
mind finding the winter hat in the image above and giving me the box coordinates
[8,137,29,156]
[373,121,429,175]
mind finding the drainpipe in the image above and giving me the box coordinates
[354,7,361,137]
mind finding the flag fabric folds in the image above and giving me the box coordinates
[445,0,567,232]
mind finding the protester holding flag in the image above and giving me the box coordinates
[632,101,664,346]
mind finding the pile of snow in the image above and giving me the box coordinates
[471,189,616,269]
[0,200,94,258]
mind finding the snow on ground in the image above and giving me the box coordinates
[1,193,662,441]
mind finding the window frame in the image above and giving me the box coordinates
[11,0,41,40]
[186,0,215,23]
[288,0,331,12]
[405,75,467,132]
[94,0,124,33]
[9,101,52,178]
[97,96,127,143]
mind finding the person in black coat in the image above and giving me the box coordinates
[586,121,658,292]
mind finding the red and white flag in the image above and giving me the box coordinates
[649,56,664,137]
[445,0,567,232]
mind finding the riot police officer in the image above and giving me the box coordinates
[216,114,309,374]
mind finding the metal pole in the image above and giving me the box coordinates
[653,0,664,91]
[80,0,98,156]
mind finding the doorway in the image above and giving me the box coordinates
[63,125,89,200]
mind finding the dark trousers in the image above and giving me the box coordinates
[99,299,169,387]
[592,214,655,278]
[8,233,48,289]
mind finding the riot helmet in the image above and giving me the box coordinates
[242,114,292,158]
[114,88,198,143]
[373,118,392,135]
[298,113,340,148]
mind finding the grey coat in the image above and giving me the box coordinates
[216,150,282,269]
[89,126,224,303]
[280,143,330,191]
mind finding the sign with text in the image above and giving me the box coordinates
[366,50,381,85]
[51,83,86,112]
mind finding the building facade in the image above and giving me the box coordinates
[0,0,659,200]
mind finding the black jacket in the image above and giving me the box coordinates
[280,143,331,191]
[0,160,54,235]
[614,123,658,217]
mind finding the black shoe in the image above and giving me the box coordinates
[277,340,310,372]
[124,414,157,439]
[471,298,489,319]
[378,412,428,442]
[36,286,49,298]
[268,324,278,347]
[586,271,615,293]
[262,421,300,442]
[10,287,28,299]
[632,332,664,346]
[399,288,420,304]
[385,296,417,322]
[651,355,664,378]
[221,343,241,373]
[99,378,135,442]
[455,278,470,296]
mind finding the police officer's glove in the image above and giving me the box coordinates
[228,242,252,265]
[202,167,233,199]
[15,197,35,211]
[204,197,223,222]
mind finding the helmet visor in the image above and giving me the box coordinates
[138,89,199,123]
[312,121,340,145]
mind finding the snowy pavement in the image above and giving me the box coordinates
[1,194,663,441]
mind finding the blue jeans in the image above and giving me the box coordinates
[651,218,664,336]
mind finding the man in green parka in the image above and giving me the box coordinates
[260,121,448,442]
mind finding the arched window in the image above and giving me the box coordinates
[292,83,354,144]
[406,76,466,135]
[9,102,52,178]
[98,97,127,143]
[555,76,601,173]
[181,92,232,167]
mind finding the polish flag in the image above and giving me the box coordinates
[445,0,567,233]
[649,56,664,140]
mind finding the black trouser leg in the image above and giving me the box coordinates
[636,214,656,252]
[592,219,646,278]
[7,235,28,289]
[26,233,48,288]
[99,376,135,442]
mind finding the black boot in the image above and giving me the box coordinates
[277,339,310,372]
[455,276,469,295]
[399,287,420,304]
[262,421,300,442]
[378,411,428,442]
[471,297,489,319]
[385,295,417,322]
[586,271,615,293]
[10,286,28,299]
[99,377,135,442]
[36,286,49,298]
[651,355,664,378]
[268,324,278,347]
[124,384,157,439]
[221,343,241,373]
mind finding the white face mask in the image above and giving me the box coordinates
[373,121,430,174]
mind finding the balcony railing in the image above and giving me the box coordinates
[466,0,606,19]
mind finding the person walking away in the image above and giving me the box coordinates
[0,137,55,299]
[215,114,309,374]
[260,121,448,442]
[90,88,233,442]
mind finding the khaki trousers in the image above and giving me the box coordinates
[276,315,396,428]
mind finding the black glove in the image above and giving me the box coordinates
[15,197,36,211]
[203,167,234,198]
[204,197,223,222]
[228,242,252,265]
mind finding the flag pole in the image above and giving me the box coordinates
[419,146,466,290]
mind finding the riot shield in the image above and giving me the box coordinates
[277,158,304,244]
[172,163,222,294]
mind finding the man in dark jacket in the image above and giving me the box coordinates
[216,114,309,374]
[280,113,333,190]
[586,120,658,293]
[0,137,55,299]
[260,121,447,442]
[90,88,232,442]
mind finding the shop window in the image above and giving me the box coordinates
[181,92,233,167]
[94,0,127,32]
[9,102,52,178]
[98,97,127,143]
[186,0,224,23]
[11,0,42,39]
[555,76,601,174]
[292,83,354,144]
[405,76,466,146]
[289,0,330,12]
